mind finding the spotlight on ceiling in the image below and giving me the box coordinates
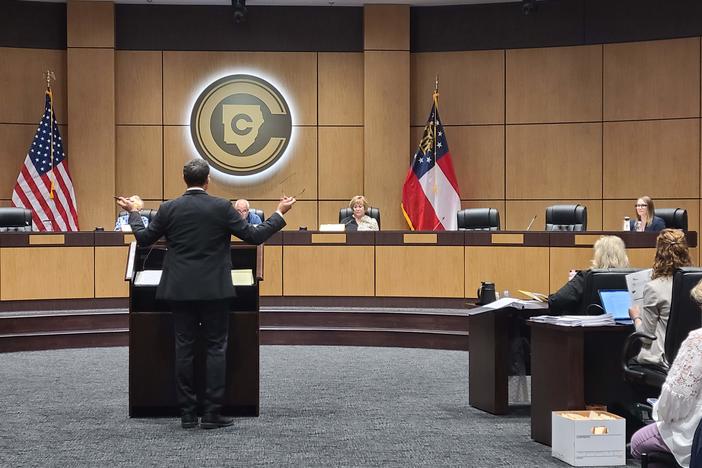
[232,0,247,24]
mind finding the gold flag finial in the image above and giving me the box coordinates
[45,70,55,89]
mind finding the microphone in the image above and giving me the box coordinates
[141,245,158,271]
[431,216,446,231]
[525,215,537,231]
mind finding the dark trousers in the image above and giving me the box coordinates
[170,300,229,416]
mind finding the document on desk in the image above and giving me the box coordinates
[626,268,652,310]
[529,314,615,327]
[468,298,548,315]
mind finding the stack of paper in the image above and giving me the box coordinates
[529,314,616,327]
[468,298,549,315]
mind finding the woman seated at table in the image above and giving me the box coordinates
[341,195,379,232]
[630,196,666,232]
[629,279,702,467]
[629,229,691,368]
[548,235,629,315]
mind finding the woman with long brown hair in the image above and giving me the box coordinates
[628,229,692,367]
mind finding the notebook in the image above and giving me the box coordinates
[598,289,632,323]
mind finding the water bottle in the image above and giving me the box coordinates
[503,290,510,299]
[622,216,630,231]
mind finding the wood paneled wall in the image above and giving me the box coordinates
[412,37,702,249]
[2,14,702,237]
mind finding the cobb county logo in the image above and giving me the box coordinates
[190,74,292,176]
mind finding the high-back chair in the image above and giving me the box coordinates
[0,207,33,232]
[578,268,641,315]
[117,209,158,225]
[250,208,264,221]
[656,208,688,231]
[545,204,587,231]
[456,208,500,231]
[339,207,381,229]
[622,267,702,395]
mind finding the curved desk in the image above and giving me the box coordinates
[0,230,696,309]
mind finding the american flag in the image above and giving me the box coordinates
[12,89,79,231]
[402,93,461,230]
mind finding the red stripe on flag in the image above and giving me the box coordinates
[436,151,461,196]
[39,172,70,230]
[21,165,59,231]
[13,185,45,232]
[402,171,441,230]
[54,163,79,229]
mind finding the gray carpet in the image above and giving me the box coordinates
[0,346,639,467]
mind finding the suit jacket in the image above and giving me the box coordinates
[629,216,666,232]
[128,189,285,301]
[634,276,672,367]
[548,269,587,315]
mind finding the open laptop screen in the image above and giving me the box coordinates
[598,290,631,320]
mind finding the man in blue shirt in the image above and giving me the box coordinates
[234,199,261,224]
[115,195,149,231]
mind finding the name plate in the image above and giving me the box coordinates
[574,234,602,246]
[403,233,437,244]
[311,233,346,244]
[491,233,524,244]
[29,234,65,245]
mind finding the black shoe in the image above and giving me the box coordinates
[181,413,198,429]
[200,414,234,430]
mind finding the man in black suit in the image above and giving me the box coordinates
[117,159,295,429]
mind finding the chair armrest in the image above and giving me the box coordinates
[621,331,657,376]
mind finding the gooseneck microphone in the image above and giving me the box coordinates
[525,215,537,231]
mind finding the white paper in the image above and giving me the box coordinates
[468,298,549,315]
[319,224,346,232]
[529,314,616,327]
[625,268,652,310]
[134,269,162,286]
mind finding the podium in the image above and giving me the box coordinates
[126,242,262,417]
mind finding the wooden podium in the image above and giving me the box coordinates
[126,242,262,417]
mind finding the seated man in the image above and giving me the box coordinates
[114,195,149,231]
[234,199,261,225]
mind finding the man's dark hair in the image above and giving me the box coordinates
[183,159,210,187]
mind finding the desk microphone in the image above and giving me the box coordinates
[431,216,446,231]
[525,215,537,231]
[141,244,162,271]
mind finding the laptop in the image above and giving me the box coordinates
[598,289,633,323]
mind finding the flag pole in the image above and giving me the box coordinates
[45,70,56,199]
[432,75,439,226]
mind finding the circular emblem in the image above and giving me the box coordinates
[190,74,292,176]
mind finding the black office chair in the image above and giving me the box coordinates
[117,209,158,225]
[656,208,688,231]
[545,204,587,231]
[339,207,381,229]
[640,451,681,468]
[250,208,264,221]
[457,208,500,231]
[577,268,641,315]
[0,207,33,232]
[692,418,702,468]
[622,267,702,397]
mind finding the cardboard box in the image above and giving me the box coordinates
[551,410,626,467]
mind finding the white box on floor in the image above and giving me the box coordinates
[551,410,626,467]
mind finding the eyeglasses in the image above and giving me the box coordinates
[635,204,648,208]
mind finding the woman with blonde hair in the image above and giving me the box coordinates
[629,229,692,367]
[548,236,629,314]
[341,195,379,232]
[630,278,702,467]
